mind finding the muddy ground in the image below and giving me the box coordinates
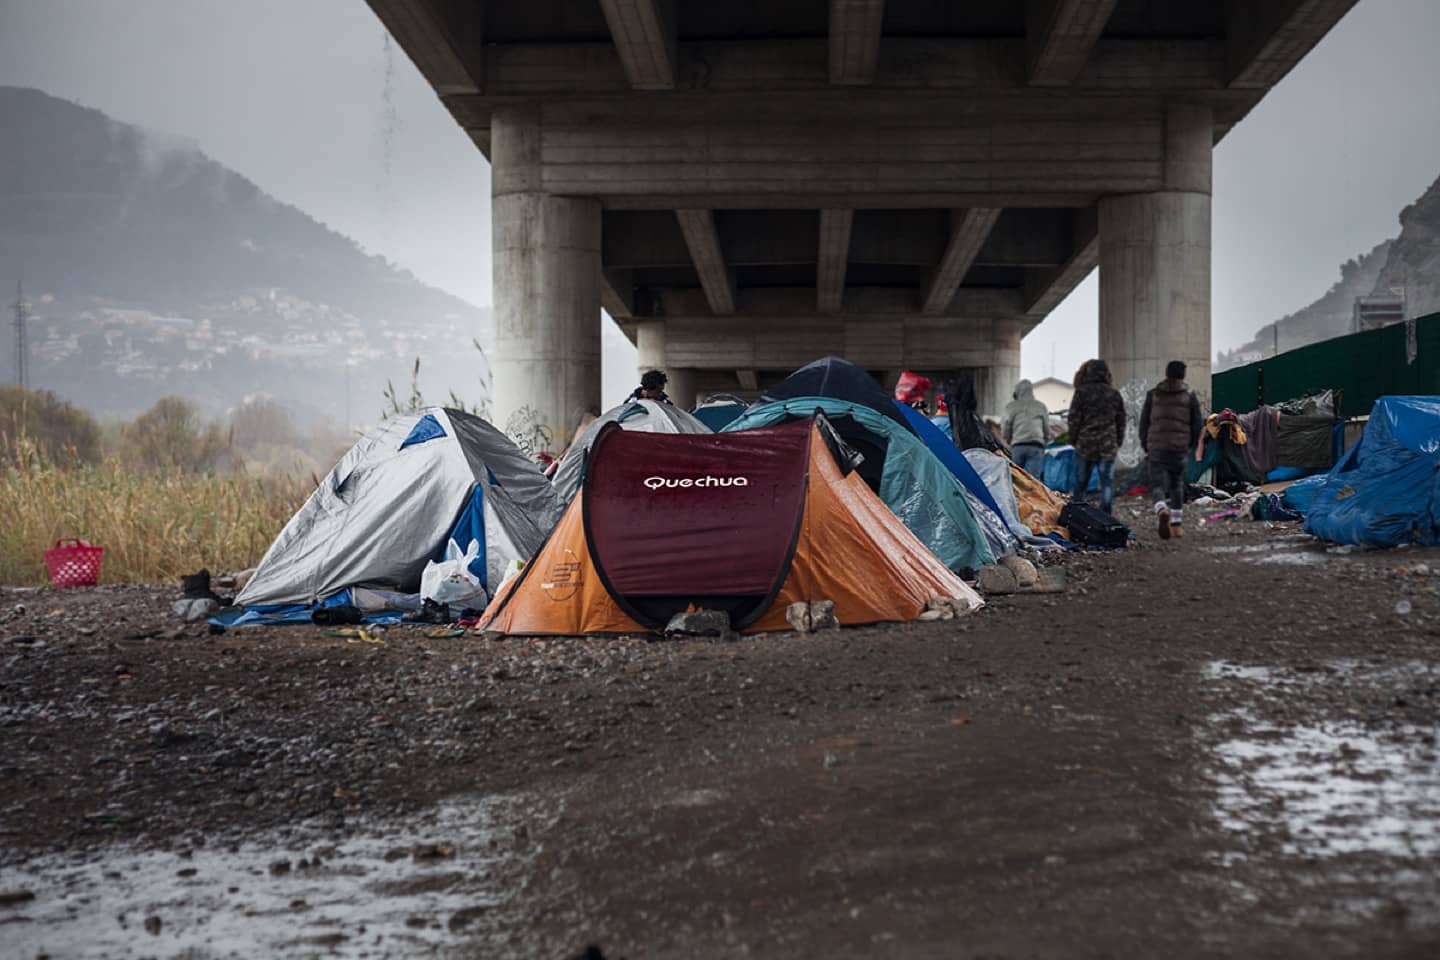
[2,506,1439,958]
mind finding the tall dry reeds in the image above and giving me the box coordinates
[1,433,307,586]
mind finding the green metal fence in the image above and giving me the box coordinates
[1212,312,1440,417]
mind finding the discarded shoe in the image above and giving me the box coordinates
[180,568,233,607]
[311,604,363,626]
[402,598,452,624]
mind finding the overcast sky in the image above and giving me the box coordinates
[2,0,1437,390]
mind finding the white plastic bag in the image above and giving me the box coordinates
[420,538,488,607]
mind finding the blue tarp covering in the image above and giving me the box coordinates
[439,486,489,586]
[893,401,1007,524]
[1304,396,1440,547]
[1042,445,1098,494]
[1281,474,1328,514]
[399,413,447,449]
[210,590,406,628]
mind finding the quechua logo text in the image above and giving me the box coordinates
[643,476,749,490]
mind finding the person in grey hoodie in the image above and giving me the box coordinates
[1002,379,1050,479]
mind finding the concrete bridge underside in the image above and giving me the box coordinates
[369,0,1357,446]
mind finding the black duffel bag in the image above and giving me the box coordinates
[1058,502,1130,549]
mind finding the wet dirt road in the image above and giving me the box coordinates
[3,512,1439,958]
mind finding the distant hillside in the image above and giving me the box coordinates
[0,86,490,422]
[1219,173,1440,371]
[1371,173,1440,317]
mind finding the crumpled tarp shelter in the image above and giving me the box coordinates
[962,449,1064,549]
[1304,396,1440,548]
[479,418,982,636]
[723,398,997,571]
[236,407,561,609]
[550,399,710,505]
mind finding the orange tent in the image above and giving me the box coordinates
[479,417,981,636]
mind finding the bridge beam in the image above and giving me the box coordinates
[816,209,854,313]
[1025,0,1120,87]
[829,0,885,86]
[1227,0,1361,89]
[676,209,737,316]
[599,0,677,90]
[922,208,1002,315]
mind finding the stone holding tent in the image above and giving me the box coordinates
[478,417,982,637]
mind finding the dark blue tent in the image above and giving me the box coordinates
[893,401,1007,524]
[763,357,915,434]
[1304,396,1440,547]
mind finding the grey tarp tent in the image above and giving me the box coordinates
[236,407,561,607]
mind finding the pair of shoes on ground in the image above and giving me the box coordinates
[1156,505,1184,540]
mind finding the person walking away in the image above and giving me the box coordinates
[1067,359,1126,514]
[1139,360,1204,540]
[625,370,672,404]
[1003,379,1050,478]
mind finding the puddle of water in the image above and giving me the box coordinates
[1204,660,1440,862]
[1250,551,1327,566]
[0,797,525,958]
[1212,716,1440,858]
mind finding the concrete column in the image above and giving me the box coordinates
[976,318,1022,417]
[1099,102,1212,401]
[665,368,698,410]
[492,105,602,453]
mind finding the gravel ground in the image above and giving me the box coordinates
[2,503,1439,958]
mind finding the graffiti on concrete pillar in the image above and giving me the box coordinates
[505,405,554,459]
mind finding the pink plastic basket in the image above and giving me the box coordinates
[44,539,104,587]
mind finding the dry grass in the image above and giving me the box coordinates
[2,436,307,586]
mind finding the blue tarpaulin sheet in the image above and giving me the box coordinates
[1304,396,1440,547]
[1042,445,1098,494]
[210,590,405,628]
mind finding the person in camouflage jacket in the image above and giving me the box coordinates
[1066,359,1127,514]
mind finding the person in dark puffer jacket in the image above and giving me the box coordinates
[1139,360,1204,540]
[1066,359,1126,514]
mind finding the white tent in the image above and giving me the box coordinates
[237,407,561,607]
[550,399,710,505]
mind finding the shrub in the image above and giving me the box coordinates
[0,386,102,467]
[120,396,230,473]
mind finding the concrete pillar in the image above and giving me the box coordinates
[973,318,1022,418]
[665,368,698,410]
[492,105,602,453]
[972,364,1021,420]
[1099,102,1212,401]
